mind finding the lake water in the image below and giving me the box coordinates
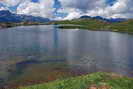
[0,25,133,88]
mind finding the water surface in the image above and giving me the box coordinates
[0,25,133,88]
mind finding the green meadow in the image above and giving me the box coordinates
[19,72,133,89]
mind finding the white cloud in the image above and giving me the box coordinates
[95,0,133,18]
[62,9,82,20]
[59,0,106,12]
[17,0,54,18]
[0,0,133,19]
[0,0,54,18]
[0,6,6,10]
[107,0,133,18]
[0,0,22,6]
[58,0,106,19]
[59,0,133,19]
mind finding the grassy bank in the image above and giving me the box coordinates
[53,19,133,33]
[0,22,47,28]
[19,72,133,89]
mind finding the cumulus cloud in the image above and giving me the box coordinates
[58,0,133,19]
[85,0,133,18]
[17,0,54,18]
[0,0,22,6]
[106,0,133,18]
[63,10,82,20]
[0,0,54,18]
[0,0,133,19]
[59,0,106,12]
[58,0,106,19]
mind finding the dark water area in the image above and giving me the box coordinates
[0,25,133,88]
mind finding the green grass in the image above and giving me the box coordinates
[19,72,133,89]
[52,19,133,33]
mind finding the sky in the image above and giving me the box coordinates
[0,0,132,20]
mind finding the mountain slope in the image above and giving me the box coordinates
[0,10,50,23]
[80,15,126,22]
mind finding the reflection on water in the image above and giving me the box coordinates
[0,25,133,88]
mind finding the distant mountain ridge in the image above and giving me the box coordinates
[80,15,126,22]
[0,10,127,23]
[0,10,50,23]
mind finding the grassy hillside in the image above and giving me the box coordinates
[19,72,133,89]
[53,19,133,33]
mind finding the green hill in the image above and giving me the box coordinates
[53,19,133,33]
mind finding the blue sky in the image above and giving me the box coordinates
[32,0,39,3]
[106,0,116,6]
[0,0,132,19]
